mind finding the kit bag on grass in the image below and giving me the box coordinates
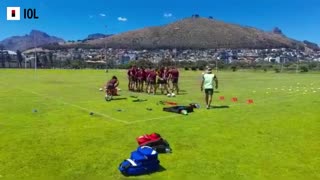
[163,105,194,114]
[136,133,172,153]
[119,146,160,176]
[137,133,161,146]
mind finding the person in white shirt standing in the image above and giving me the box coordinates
[201,68,218,109]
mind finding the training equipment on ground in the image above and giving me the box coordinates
[232,97,238,102]
[89,112,94,115]
[163,105,194,115]
[136,133,172,153]
[99,88,103,91]
[158,101,178,106]
[189,103,201,109]
[171,93,176,97]
[181,110,188,115]
[118,146,160,176]
[247,99,254,104]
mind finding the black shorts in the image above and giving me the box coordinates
[129,76,135,82]
[137,78,144,82]
[205,89,214,95]
[157,79,167,84]
[172,78,178,84]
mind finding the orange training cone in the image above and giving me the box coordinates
[232,97,238,102]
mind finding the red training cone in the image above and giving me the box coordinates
[219,96,225,100]
[247,99,254,104]
[232,97,238,102]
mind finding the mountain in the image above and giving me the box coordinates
[84,33,113,41]
[86,17,307,50]
[0,30,65,51]
[302,40,320,51]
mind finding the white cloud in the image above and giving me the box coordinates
[164,13,173,18]
[118,17,128,22]
[99,13,106,17]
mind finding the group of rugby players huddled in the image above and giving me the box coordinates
[127,66,180,95]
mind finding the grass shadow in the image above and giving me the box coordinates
[121,165,166,177]
[112,97,128,101]
[132,99,148,102]
[211,105,230,109]
[157,165,167,172]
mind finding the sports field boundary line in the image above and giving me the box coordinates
[128,114,181,124]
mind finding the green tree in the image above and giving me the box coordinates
[195,60,208,70]
[135,59,154,68]
[300,64,309,72]
[158,58,174,68]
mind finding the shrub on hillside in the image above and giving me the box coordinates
[274,67,280,73]
[300,65,309,72]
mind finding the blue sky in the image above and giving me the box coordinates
[1,0,319,44]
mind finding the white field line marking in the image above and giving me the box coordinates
[9,86,130,124]
[129,114,181,124]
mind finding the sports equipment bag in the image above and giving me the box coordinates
[136,133,172,153]
[119,146,160,176]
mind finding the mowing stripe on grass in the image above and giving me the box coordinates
[0,83,130,124]
[26,90,130,124]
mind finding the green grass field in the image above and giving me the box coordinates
[0,69,319,179]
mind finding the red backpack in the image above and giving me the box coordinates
[136,133,171,153]
[136,133,161,146]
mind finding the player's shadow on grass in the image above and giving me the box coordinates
[214,91,220,93]
[211,105,229,109]
[178,90,188,95]
[112,97,127,101]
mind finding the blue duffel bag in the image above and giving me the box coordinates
[119,146,160,176]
